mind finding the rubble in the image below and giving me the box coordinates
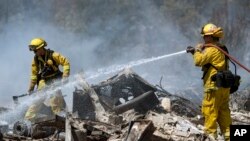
[230,87,250,112]
[1,68,250,141]
[92,68,159,114]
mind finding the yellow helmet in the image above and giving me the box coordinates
[201,23,224,38]
[29,38,47,51]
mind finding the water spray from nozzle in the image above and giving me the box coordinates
[86,50,186,80]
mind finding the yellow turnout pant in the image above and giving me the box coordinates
[25,83,66,122]
[202,88,231,140]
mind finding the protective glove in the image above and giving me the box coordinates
[186,46,195,54]
[195,43,204,52]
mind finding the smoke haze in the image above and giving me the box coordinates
[0,0,249,107]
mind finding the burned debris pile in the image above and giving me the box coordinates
[230,86,250,112]
[1,68,250,141]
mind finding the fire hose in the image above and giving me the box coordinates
[207,44,250,73]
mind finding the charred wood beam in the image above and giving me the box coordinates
[113,91,159,114]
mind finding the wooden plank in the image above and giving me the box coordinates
[65,114,73,141]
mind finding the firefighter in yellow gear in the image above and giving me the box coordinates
[25,38,70,122]
[186,23,231,141]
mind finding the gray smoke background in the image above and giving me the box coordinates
[0,0,250,107]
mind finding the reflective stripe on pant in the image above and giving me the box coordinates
[202,88,231,139]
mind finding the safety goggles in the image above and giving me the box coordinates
[29,45,37,51]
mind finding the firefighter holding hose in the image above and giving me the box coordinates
[186,23,231,140]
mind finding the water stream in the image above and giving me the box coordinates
[85,50,186,80]
[0,50,186,123]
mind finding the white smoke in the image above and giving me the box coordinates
[0,0,249,109]
[0,0,193,108]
